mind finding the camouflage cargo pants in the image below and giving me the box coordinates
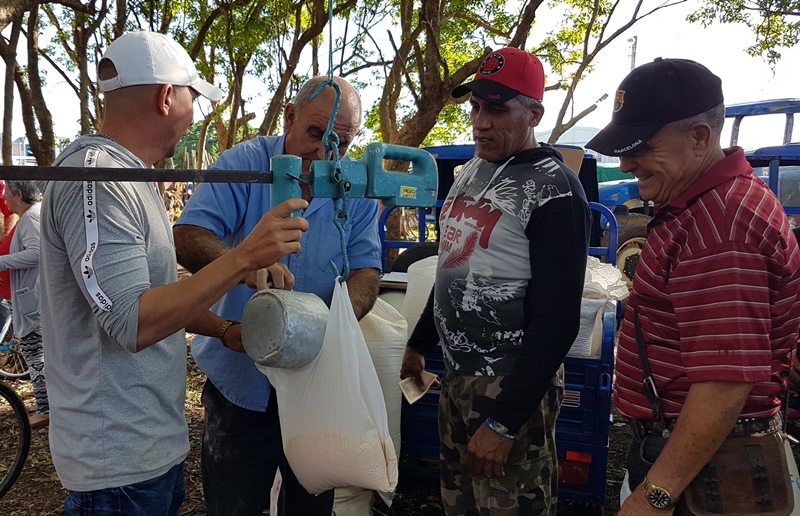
[438,366,564,516]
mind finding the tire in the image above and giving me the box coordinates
[0,339,30,381]
[602,213,652,289]
[389,241,439,273]
[0,380,31,499]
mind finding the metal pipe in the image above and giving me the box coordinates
[0,166,273,183]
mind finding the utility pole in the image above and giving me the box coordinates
[628,36,638,71]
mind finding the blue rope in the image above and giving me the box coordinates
[313,0,350,281]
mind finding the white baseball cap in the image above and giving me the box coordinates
[98,31,224,102]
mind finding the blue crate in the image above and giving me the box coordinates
[557,439,609,504]
[424,346,446,377]
[401,358,442,461]
[400,399,441,460]
[555,355,614,446]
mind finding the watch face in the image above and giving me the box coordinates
[493,421,510,434]
[647,488,671,509]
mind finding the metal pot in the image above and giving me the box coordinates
[241,289,329,369]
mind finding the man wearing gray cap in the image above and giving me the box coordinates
[401,47,590,515]
[587,58,800,514]
[39,31,309,515]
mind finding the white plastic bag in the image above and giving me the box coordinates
[261,280,398,504]
[333,298,407,515]
[568,257,630,357]
[585,256,629,302]
[401,256,437,337]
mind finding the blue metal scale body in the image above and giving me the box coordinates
[270,143,439,211]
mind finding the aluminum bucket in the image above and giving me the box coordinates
[241,289,329,369]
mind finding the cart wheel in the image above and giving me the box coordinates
[390,242,439,273]
[602,213,652,289]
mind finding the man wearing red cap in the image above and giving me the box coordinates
[401,47,590,514]
[587,59,800,514]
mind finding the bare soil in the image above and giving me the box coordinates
[0,351,631,515]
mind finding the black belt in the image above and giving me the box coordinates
[629,413,783,441]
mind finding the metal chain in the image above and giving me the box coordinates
[329,171,351,281]
[313,0,351,282]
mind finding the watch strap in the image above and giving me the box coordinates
[640,477,678,510]
[485,418,515,440]
[219,319,241,347]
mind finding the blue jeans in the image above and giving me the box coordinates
[64,462,185,516]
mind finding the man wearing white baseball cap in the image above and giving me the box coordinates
[97,30,224,102]
[40,31,309,515]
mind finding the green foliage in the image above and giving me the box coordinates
[420,105,472,147]
[691,0,800,65]
[353,103,470,154]
[536,0,615,88]
[173,122,220,169]
[16,0,687,155]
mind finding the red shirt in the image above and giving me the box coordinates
[0,224,15,300]
[615,148,800,420]
[0,182,11,218]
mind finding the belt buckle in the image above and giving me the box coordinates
[736,414,782,437]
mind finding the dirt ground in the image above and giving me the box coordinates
[0,350,631,516]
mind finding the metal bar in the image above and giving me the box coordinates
[0,166,274,183]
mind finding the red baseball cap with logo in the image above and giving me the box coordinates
[452,47,545,104]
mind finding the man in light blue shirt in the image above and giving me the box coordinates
[173,76,381,516]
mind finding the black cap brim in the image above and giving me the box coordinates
[585,121,664,157]
[451,80,521,105]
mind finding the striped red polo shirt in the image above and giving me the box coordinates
[615,148,800,421]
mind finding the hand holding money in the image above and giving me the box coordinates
[399,371,440,404]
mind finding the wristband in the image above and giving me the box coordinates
[485,418,516,440]
[219,319,241,347]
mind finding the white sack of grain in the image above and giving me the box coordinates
[261,280,398,505]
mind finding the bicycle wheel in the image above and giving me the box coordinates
[0,381,31,498]
[0,340,29,381]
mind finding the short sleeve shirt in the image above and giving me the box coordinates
[615,148,800,420]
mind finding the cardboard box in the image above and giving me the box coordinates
[558,147,585,175]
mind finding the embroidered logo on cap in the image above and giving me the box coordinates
[614,90,625,113]
[479,53,505,76]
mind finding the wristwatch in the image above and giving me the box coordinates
[484,418,516,440]
[218,319,241,348]
[640,477,678,510]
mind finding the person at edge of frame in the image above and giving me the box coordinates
[39,30,309,516]
[586,57,800,514]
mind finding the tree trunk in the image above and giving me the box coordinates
[26,3,56,164]
[257,0,358,136]
[0,0,28,34]
[1,17,22,166]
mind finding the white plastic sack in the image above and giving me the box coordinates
[401,256,437,337]
[569,298,607,357]
[585,256,629,301]
[333,487,375,516]
[360,298,405,459]
[261,281,398,504]
[333,299,407,515]
[568,257,629,357]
